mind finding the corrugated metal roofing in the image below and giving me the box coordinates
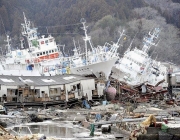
[0,74,93,86]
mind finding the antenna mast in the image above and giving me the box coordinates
[80,18,94,62]
[4,35,11,54]
[142,28,160,53]
[73,38,79,56]
[109,30,126,57]
[21,12,38,49]
[128,32,138,51]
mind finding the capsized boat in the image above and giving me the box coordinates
[111,28,168,86]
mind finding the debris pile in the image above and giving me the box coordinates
[118,82,168,104]
[0,77,180,140]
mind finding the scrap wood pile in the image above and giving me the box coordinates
[118,81,168,103]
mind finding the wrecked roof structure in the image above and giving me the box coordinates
[0,74,93,86]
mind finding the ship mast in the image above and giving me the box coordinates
[80,18,94,63]
[142,28,160,53]
[21,12,38,49]
[4,35,11,54]
[108,30,126,57]
[73,38,79,57]
[21,12,30,48]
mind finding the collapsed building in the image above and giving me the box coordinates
[0,74,104,107]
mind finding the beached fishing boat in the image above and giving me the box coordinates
[27,18,123,78]
[111,28,168,86]
[0,14,124,79]
[69,18,125,79]
[0,13,64,76]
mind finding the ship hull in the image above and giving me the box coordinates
[70,57,118,79]
[111,65,143,85]
[111,66,127,82]
[111,65,166,86]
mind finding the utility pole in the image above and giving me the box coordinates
[167,68,173,99]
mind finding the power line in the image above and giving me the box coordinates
[40,32,80,35]
[38,23,82,28]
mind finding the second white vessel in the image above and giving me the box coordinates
[111,28,167,86]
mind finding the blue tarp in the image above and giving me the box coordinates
[26,65,33,70]
[62,68,66,74]
[83,59,86,65]
[105,80,110,91]
[17,51,22,56]
[95,113,101,122]
[82,100,90,109]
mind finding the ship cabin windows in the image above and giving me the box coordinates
[49,38,53,42]
[77,67,89,72]
[36,49,57,57]
[125,56,142,66]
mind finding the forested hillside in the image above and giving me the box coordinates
[145,0,180,28]
[0,0,180,64]
[0,0,145,35]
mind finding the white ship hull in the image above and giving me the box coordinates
[111,62,167,86]
[70,57,118,79]
[111,66,131,82]
[0,69,41,76]
[111,65,146,85]
[0,63,41,76]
